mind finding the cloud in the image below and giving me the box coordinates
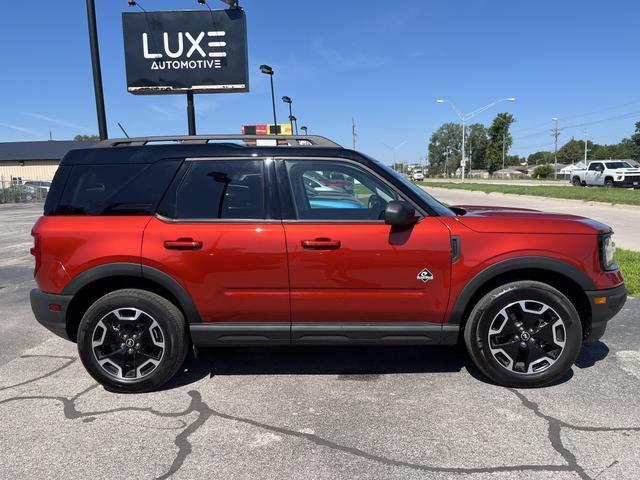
[23,113,93,133]
[0,122,43,137]
[312,40,388,69]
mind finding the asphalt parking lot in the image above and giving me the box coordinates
[1,202,639,480]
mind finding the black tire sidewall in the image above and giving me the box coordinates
[77,289,187,393]
[465,282,582,388]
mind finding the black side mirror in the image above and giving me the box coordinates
[384,200,418,227]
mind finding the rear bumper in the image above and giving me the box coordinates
[30,289,73,341]
[584,284,627,342]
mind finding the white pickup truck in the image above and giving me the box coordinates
[571,160,640,188]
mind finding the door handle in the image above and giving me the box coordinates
[164,238,203,250]
[301,238,341,250]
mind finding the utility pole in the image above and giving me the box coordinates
[583,129,589,163]
[502,133,506,170]
[352,117,357,150]
[552,117,560,179]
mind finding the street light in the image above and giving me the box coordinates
[300,126,308,135]
[289,115,298,135]
[260,65,278,133]
[382,141,407,174]
[436,97,516,182]
[282,96,294,135]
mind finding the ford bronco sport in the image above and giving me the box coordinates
[30,135,627,392]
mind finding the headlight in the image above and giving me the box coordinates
[599,234,617,270]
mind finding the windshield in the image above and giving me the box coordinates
[605,161,632,169]
[367,157,454,216]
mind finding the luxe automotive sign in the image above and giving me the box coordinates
[122,9,248,95]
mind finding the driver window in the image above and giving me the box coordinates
[285,160,398,221]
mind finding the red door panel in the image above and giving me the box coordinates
[142,217,289,323]
[284,218,452,324]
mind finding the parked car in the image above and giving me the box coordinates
[30,135,626,392]
[571,161,640,188]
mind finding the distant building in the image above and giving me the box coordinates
[0,140,98,184]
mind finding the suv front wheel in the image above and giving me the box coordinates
[77,289,188,393]
[464,281,582,388]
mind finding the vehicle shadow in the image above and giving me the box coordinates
[161,341,611,391]
[162,343,469,391]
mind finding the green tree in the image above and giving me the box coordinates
[557,138,586,164]
[527,151,552,165]
[466,123,489,170]
[73,134,100,141]
[532,164,554,179]
[632,121,640,147]
[427,122,462,176]
[485,113,516,173]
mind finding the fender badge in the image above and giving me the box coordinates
[417,268,434,283]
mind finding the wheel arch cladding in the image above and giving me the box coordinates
[449,256,594,338]
[63,263,201,342]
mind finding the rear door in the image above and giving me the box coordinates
[278,158,452,343]
[141,158,290,341]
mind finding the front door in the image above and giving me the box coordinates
[142,158,289,338]
[279,158,452,342]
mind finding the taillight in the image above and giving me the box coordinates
[30,231,41,276]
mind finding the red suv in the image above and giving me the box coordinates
[30,135,627,392]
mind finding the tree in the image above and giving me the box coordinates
[632,121,640,147]
[466,123,489,170]
[527,151,553,165]
[532,164,554,179]
[427,122,462,176]
[557,138,586,164]
[485,113,516,173]
[74,134,100,141]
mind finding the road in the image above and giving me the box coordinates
[424,186,640,251]
[1,203,639,480]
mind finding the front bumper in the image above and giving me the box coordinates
[30,289,73,341]
[616,175,640,188]
[584,284,627,342]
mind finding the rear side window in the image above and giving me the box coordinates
[53,160,180,215]
[159,160,265,220]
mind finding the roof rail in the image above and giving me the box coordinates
[97,134,342,148]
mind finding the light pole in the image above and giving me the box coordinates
[85,0,108,140]
[282,96,294,135]
[382,141,407,174]
[260,65,278,133]
[289,115,298,135]
[436,97,516,182]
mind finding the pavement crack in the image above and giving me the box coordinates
[0,354,76,392]
[508,389,640,480]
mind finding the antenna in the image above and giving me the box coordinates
[117,122,130,138]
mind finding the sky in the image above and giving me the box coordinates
[0,0,639,164]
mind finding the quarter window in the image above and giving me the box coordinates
[168,160,265,220]
[285,160,398,221]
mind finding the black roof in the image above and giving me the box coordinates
[60,143,360,166]
[0,140,99,162]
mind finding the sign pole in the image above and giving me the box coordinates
[86,0,108,140]
[187,92,196,135]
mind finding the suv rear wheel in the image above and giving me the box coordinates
[77,289,188,393]
[464,281,582,387]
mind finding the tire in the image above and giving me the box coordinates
[77,289,188,393]
[572,176,583,187]
[464,281,582,388]
[604,178,614,188]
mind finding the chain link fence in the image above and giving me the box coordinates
[0,176,49,204]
